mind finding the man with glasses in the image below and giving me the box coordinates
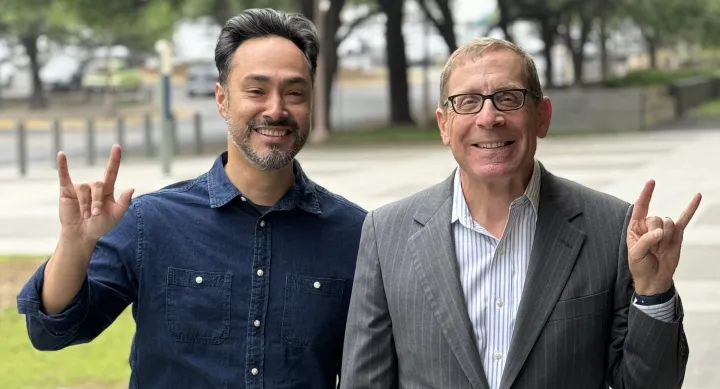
[340,37,698,389]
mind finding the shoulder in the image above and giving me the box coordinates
[546,172,631,227]
[313,182,367,223]
[370,178,450,224]
[129,172,212,216]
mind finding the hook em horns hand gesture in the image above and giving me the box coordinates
[626,180,702,296]
[58,145,135,246]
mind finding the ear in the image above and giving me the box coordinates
[536,96,552,139]
[436,107,451,146]
[216,82,227,119]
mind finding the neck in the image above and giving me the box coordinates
[461,161,534,236]
[224,146,295,206]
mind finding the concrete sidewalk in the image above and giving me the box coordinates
[1,127,720,387]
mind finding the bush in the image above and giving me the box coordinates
[602,67,720,87]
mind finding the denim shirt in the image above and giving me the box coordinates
[17,152,367,389]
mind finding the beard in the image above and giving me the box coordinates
[227,114,308,171]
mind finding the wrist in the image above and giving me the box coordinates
[58,231,97,258]
[633,279,673,296]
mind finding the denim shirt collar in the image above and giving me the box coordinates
[206,151,321,215]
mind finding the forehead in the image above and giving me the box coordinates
[446,49,526,94]
[229,36,311,84]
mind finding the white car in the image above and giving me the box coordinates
[0,60,16,87]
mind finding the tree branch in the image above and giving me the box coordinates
[337,8,380,44]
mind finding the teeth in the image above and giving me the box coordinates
[256,128,289,137]
[476,142,506,149]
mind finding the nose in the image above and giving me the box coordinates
[263,92,287,121]
[474,98,504,130]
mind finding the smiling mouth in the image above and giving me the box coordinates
[254,128,292,138]
[473,141,515,149]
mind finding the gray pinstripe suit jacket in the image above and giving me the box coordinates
[340,164,688,389]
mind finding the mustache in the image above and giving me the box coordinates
[247,116,298,131]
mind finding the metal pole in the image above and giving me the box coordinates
[421,10,431,127]
[155,39,174,175]
[86,118,96,166]
[144,112,154,157]
[310,0,330,143]
[52,119,61,168]
[16,121,27,176]
[194,111,203,155]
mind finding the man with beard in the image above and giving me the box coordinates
[17,8,366,388]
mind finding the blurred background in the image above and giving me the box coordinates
[0,0,719,388]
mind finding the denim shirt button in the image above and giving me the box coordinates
[313,281,321,289]
[195,276,203,284]
[250,368,259,376]
[256,269,264,277]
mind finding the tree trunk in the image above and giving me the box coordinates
[379,0,414,125]
[322,0,345,131]
[540,17,556,88]
[647,38,658,69]
[300,0,314,21]
[599,15,609,80]
[562,15,591,86]
[497,0,515,42]
[20,34,47,110]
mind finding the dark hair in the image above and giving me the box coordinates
[214,8,319,86]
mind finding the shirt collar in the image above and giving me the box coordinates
[451,159,541,224]
[206,151,322,215]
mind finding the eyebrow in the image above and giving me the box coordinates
[243,74,309,86]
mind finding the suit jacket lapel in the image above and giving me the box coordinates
[408,173,491,389]
[500,166,587,389]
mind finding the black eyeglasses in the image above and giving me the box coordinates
[446,88,539,114]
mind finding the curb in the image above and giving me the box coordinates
[0,107,197,132]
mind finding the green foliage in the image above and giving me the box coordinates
[602,68,720,87]
[619,0,707,44]
[0,0,72,37]
[182,0,300,26]
[63,0,183,51]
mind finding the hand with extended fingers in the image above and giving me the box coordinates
[627,180,702,296]
[57,145,135,246]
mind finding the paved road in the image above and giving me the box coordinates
[0,68,441,169]
[1,127,719,387]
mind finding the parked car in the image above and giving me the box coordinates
[186,62,218,97]
[0,60,16,88]
[81,58,142,92]
[40,55,87,91]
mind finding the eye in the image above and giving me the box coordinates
[246,89,264,95]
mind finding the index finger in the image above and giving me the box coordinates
[631,179,655,222]
[676,193,702,231]
[103,145,122,193]
[57,151,73,188]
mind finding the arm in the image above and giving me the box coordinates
[606,204,688,389]
[16,201,142,351]
[340,211,398,389]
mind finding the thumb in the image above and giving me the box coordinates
[630,228,663,257]
[116,188,135,213]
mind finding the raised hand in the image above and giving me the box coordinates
[58,144,135,245]
[627,180,702,295]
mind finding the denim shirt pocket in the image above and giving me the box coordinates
[166,267,232,344]
[281,273,346,349]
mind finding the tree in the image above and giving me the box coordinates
[64,0,184,111]
[0,0,75,108]
[415,0,457,52]
[378,0,414,125]
[620,0,707,68]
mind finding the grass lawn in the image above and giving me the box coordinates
[0,256,134,389]
[688,98,720,117]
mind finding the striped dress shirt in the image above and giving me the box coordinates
[451,160,677,389]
